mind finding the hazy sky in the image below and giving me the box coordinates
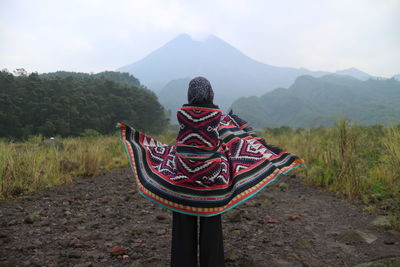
[1,0,399,77]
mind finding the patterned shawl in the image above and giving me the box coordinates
[117,106,305,216]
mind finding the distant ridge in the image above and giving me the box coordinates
[231,74,400,128]
[335,68,372,80]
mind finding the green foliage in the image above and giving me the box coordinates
[40,70,142,88]
[0,70,169,139]
[81,129,101,138]
[232,74,400,128]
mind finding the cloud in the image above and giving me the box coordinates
[0,0,399,76]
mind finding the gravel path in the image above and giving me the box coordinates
[0,168,399,266]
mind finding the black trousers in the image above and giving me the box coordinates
[171,212,225,267]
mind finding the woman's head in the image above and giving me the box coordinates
[187,76,214,105]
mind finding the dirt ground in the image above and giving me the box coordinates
[0,168,399,267]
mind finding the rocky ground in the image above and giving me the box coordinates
[0,168,399,267]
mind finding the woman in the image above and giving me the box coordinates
[117,77,305,266]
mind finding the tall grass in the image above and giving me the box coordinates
[0,125,180,200]
[0,135,128,199]
[263,121,400,228]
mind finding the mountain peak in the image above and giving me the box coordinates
[335,68,371,81]
[117,33,330,110]
[169,33,227,44]
[167,33,193,44]
[342,67,359,72]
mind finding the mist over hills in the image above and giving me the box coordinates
[231,74,400,128]
[117,33,396,127]
[334,68,373,80]
[118,34,329,111]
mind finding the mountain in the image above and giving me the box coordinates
[335,68,372,80]
[118,34,329,111]
[157,78,191,123]
[393,74,400,81]
[231,75,400,128]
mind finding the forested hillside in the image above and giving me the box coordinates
[0,70,168,139]
[232,74,400,128]
[40,71,142,88]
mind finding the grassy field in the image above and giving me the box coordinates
[262,121,400,228]
[0,135,126,199]
[0,129,178,200]
[1,122,399,227]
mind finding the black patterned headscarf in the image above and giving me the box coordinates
[187,77,214,105]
